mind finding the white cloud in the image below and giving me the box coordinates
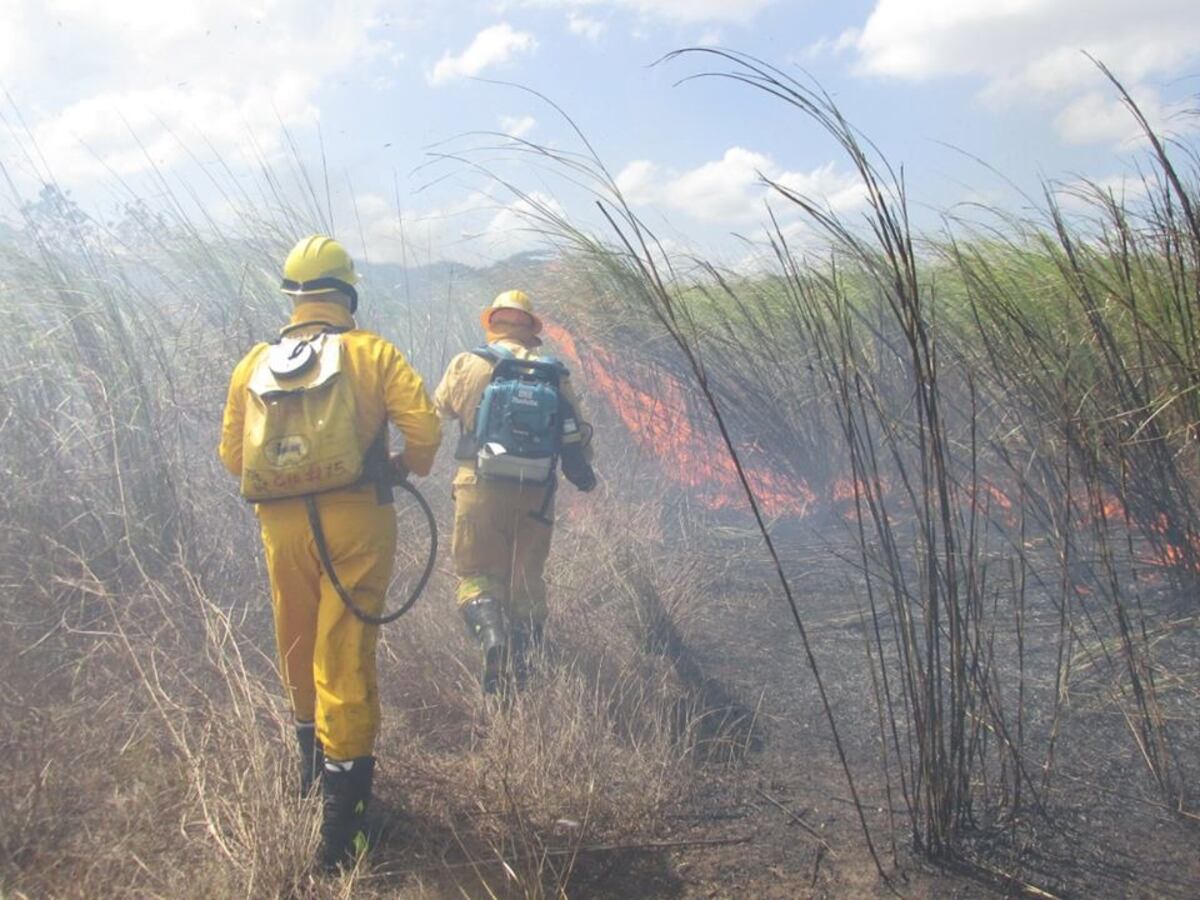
[0,3,34,84]
[1054,88,1194,146]
[524,0,775,25]
[852,0,1200,97]
[628,0,771,21]
[615,148,866,224]
[499,114,537,138]
[663,147,774,223]
[800,28,860,63]
[842,0,1200,149]
[775,161,869,213]
[2,0,387,184]
[567,13,606,41]
[480,191,565,254]
[428,23,537,86]
[615,159,662,203]
[32,80,319,182]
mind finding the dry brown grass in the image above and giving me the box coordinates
[0,461,713,899]
[0,201,730,896]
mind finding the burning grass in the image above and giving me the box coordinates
[2,48,1199,897]
[462,48,1200,887]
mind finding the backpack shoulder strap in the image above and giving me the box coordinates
[540,355,567,377]
[278,319,349,340]
[471,342,516,364]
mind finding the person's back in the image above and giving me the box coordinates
[222,304,442,489]
[218,235,440,870]
[434,290,595,694]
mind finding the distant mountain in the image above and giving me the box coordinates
[360,251,558,311]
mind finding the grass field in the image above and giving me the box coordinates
[1,53,1198,897]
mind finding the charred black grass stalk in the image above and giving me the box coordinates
[685,49,1015,856]
[586,199,889,877]
[702,47,1195,842]
[943,174,1194,805]
[480,54,1031,869]
[492,48,1196,870]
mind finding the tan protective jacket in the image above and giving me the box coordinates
[219,300,441,480]
[433,330,593,486]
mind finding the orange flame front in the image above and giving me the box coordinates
[544,321,816,517]
[545,320,1200,574]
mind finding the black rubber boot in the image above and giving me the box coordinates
[461,596,508,695]
[509,619,545,690]
[296,722,324,798]
[320,756,375,872]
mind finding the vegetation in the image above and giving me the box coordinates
[0,174,728,898]
[493,49,1200,886]
[1,50,1198,897]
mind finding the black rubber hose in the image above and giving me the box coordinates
[305,480,438,626]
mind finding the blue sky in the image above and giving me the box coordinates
[1,0,1197,266]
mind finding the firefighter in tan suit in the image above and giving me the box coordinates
[434,290,595,693]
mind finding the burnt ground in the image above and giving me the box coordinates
[358,517,1199,898]
[563,523,1200,899]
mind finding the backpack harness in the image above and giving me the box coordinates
[454,342,588,525]
[240,321,437,625]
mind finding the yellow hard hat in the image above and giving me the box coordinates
[280,235,361,312]
[481,289,542,333]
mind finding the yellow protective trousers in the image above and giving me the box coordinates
[452,477,553,626]
[257,486,395,761]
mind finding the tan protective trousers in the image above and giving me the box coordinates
[451,477,553,626]
[257,486,395,761]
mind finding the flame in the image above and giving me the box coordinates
[982,482,1013,512]
[1139,511,1200,571]
[1080,495,1200,573]
[832,478,868,502]
[544,321,815,517]
[545,320,1200,574]
[1101,495,1126,520]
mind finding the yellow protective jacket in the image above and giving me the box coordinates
[219,300,441,481]
[218,300,440,761]
[432,329,593,486]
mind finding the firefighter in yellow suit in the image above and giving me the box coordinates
[219,236,440,870]
[434,290,595,694]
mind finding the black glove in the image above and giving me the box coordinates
[561,444,596,492]
[572,466,597,493]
